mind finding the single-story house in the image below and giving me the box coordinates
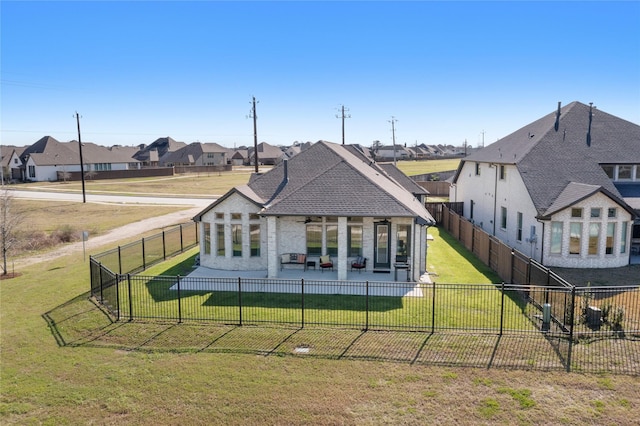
[193,140,436,280]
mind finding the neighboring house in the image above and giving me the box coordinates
[450,101,639,268]
[193,140,436,281]
[1,146,26,182]
[134,137,186,167]
[374,145,412,162]
[248,142,286,165]
[161,142,231,166]
[19,136,140,181]
[231,149,249,166]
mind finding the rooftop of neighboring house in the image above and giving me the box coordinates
[455,101,640,217]
[195,141,435,224]
[160,142,231,164]
[18,136,141,166]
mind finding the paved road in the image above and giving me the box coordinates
[8,189,212,207]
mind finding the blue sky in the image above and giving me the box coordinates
[2,1,639,149]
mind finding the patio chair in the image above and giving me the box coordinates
[351,256,366,273]
[319,255,333,272]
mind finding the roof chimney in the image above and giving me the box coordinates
[554,101,561,132]
[586,102,594,147]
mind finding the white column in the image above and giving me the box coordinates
[267,216,279,278]
[337,217,348,280]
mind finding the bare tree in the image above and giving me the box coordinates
[0,189,23,275]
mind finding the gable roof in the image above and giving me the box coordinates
[542,182,635,218]
[161,142,231,164]
[455,101,640,216]
[197,141,435,224]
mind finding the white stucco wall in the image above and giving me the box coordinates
[452,161,542,262]
[541,192,633,268]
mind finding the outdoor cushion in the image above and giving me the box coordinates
[281,254,291,263]
[319,255,331,265]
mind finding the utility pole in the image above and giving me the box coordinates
[389,116,398,165]
[74,112,86,203]
[481,130,485,148]
[335,105,350,145]
[250,97,259,173]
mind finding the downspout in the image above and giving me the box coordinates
[536,218,546,265]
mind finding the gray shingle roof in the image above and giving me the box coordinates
[225,141,434,223]
[456,101,640,216]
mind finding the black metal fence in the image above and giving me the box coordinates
[91,222,198,275]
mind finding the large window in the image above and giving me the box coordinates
[232,224,242,257]
[250,224,260,257]
[348,225,363,257]
[569,223,582,255]
[306,225,322,256]
[203,223,211,254]
[216,224,225,256]
[396,225,411,258]
[550,222,563,254]
[606,223,615,255]
[588,223,600,255]
[326,225,338,256]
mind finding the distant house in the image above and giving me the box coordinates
[231,149,249,166]
[248,142,286,165]
[193,141,435,280]
[134,137,186,167]
[1,146,26,182]
[161,142,231,167]
[451,101,639,268]
[374,145,412,162]
[19,136,140,182]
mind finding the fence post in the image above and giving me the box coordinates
[301,278,305,329]
[127,273,133,322]
[99,263,104,302]
[177,275,182,323]
[179,224,184,252]
[162,231,167,261]
[238,277,242,326]
[500,282,505,335]
[115,273,120,321]
[566,286,576,372]
[431,282,436,333]
[365,281,369,331]
[118,246,122,274]
[142,238,146,271]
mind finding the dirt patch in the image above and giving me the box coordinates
[552,264,640,288]
[0,272,23,280]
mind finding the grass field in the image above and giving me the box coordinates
[4,228,639,424]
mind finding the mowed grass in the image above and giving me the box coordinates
[3,247,640,424]
[114,233,535,332]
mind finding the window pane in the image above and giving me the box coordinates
[216,224,225,256]
[250,224,260,257]
[608,208,617,218]
[569,223,582,255]
[231,213,242,220]
[203,223,211,255]
[571,208,582,218]
[590,208,601,218]
[306,225,322,256]
[326,225,338,256]
[588,223,600,255]
[501,207,507,229]
[232,224,242,257]
[348,225,363,257]
[602,165,614,178]
[396,225,411,257]
[606,223,615,255]
[516,212,523,241]
[550,222,563,254]
[621,222,627,254]
[618,165,632,179]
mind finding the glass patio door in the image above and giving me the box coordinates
[374,222,390,269]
